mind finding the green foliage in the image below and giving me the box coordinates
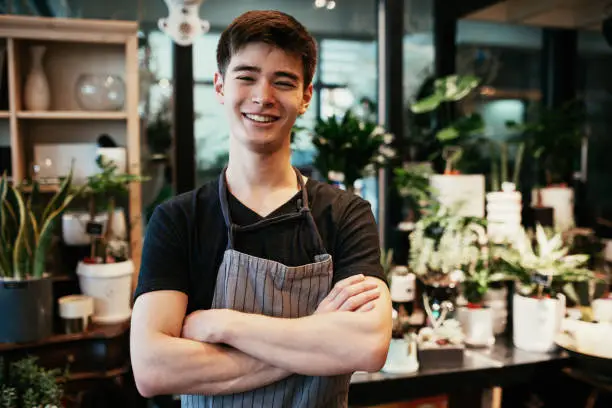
[311,109,395,190]
[488,141,525,191]
[393,163,437,219]
[499,224,595,298]
[82,156,147,206]
[410,75,483,143]
[0,356,67,408]
[0,170,80,280]
[506,100,586,186]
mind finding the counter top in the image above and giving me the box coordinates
[349,337,569,406]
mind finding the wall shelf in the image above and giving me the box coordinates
[17,111,127,120]
[0,111,9,118]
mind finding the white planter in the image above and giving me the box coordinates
[381,338,419,374]
[457,307,495,347]
[532,187,574,232]
[76,260,134,324]
[513,293,566,353]
[429,174,485,218]
[484,286,508,335]
[62,209,127,246]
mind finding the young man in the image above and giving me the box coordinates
[130,10,392,407]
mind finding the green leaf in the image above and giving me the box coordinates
[436,126,460,141]
[11,187,27,280]
[411,93,443,114]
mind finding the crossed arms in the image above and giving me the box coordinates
[130,274,392,398]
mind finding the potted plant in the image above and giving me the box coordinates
[500,224,594,352]
[311,109,395,193]
[506,100,586,232]
[486,141,525,244]
[0,356,68,407]
[0,171,79,343]
[75,155,147,324]
[393,162,437,229]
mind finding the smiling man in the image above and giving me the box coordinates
[130,10,392,408]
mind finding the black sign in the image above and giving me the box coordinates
[86,222,104,237]
[532,272,552,287]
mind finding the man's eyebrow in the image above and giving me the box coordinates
[232,65,300,82]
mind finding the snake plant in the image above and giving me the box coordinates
[0,170,79,280]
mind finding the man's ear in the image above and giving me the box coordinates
[214,72,224,104]
[299,83,314,115]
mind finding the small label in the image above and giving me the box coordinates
[3,281,27,289]
[532,273,552,287]
[86,222,104,236]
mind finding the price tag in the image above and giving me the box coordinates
[86,222,104,237]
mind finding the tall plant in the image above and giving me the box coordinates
[81,155,148,263]
[311,109,395,191]
[488,141,525,191]
[0,171,79,280]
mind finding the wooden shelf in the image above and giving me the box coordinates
[0,111,9,118]
[17,111,127,120]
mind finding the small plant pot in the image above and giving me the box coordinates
[457,306,495,347]
[62,208,127,246]
[513,293,566,353]
[77,260,134,324]
[484,286,508,335]
[381,337,419,374]
[0,276,53,343]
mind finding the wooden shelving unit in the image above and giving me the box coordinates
[0,14,143,277]
[16,110,128,120]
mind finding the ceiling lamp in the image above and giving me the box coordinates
[314,0,336,10]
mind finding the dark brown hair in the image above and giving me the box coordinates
[216,10,318,87]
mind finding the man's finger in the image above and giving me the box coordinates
[326,274,365,301]
[355,300,376,312]
[328,281,378,310]
[339,288,380,311]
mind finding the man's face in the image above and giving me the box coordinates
[214,42,313,154]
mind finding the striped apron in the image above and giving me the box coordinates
[181,167,351,408]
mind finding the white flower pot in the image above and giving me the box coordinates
[430,174,485,218]
[457,307,495,347]
[484,286,508,335]
[486,182,522,244]
[513,293,566,353]
[76,260,134,324]
[381,338,419,374]
[532,187,574,232]
[62,209,127,246]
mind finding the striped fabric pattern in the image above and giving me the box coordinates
[181,250,352,408]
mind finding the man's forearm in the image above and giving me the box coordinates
[223,309,390,376]
[131,332,291,397]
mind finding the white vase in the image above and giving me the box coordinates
[457,307,495,347]
[23,45,51,111]
[532,186,574,232]
[484,286,508,335]
[513,293,566,353]
[429,174,485,218]
[381,337,419,374]
[76,260,134,324]
[486,182,522,244]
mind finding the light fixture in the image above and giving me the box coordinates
[158,0,211,46]
[314,0,336,10]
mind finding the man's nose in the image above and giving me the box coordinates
[252,82,275,107]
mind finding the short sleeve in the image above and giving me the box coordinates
[133,203,190,301]
[332,197,387,285]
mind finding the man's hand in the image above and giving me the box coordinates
[315,274,380,314]
[182,309,235,343]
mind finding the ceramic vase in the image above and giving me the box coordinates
[486,182,522,244]
[513,293,566,353]
[24,45,51,111]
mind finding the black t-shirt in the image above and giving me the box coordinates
[134,177,386,314]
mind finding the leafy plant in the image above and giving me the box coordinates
[0,356,67,408]
[410,75,483,143]
[500,224,595,298]
[489,141,525,191]
[311,109,395,191]
[80,155,148,264]
[393,163,437,222]
[506,100,586,186]
[0,171,79,280]
[461,244,512,306]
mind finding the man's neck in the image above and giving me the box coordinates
[226,141,296,191]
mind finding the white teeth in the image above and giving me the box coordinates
[245,113,277,123]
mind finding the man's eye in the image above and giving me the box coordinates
[238,76,254,82]
[276,82,296,88]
